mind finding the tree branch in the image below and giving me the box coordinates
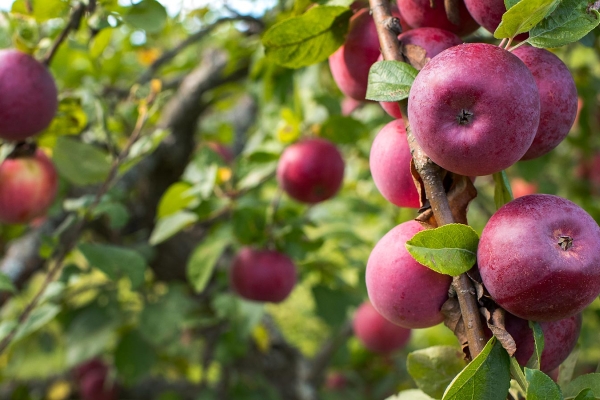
[308,321,353,387]
[42,1,88,66]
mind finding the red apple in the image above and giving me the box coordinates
[397,0,479,36]
[341,97,362,116]
[366,220,452,328]
[370,119,420,208]
[513,47,578,160]
[463,0,528,40]
[0,149,58,224]
[230,247,297,303]
[478,194,600,321]
[0,49,58,141]
[325,371,348,390]
[353,301,411,354]
[408,43,540,176]
[277,138,344,204]
[380,27,463,119]
[79,369,119,400]
[511,177,537,198]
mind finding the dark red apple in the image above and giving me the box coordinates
[353,301,411,354]
[370,119,420,208]
[0,49,58,141]
[408,43,540,176]
[478,194,600,321]
[463,0,528,40]
[79,369,119,400]
[380,27,462,119]
[513,47,578,160]
[277,138,344,204]
[230,247,297,303]
[511,177,537,198]
[74,359,109,381]
[366,220,452,328]
[397,0,479,36]
[0,149,58,224]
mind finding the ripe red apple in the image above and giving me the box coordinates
[513,47,578,160]
[370,119,420,208]
[366,220,452,328]
[463,0,528,40]
[408,43,540,176]
[353,301,411,353]
[277,138,344,204]
[380,27,462,119]
[341,96,362,116]
[79,369,119,400]
[397,0,479,36]
[230,247,297,303]
[478,194,600,322]
[0,149,58,224]
[511,177,537,198]
[329,8,408,101]
[0,49,58,141]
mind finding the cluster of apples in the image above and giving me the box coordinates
[0,49,59,225]
[330,0,597,370]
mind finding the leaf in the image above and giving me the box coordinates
[366,60,419,102]
[262,6,352,69]
[505,0,520,9]
[407,346,467,399]
[149,211,199,245]
[573,388,595,400]
[115,330,157,384]
[187,223,232,293]
[11,0,69,22]
[312,284,359,327]
[387,390,435,400]
[14,304,60,341]
[405,224,479,276]
[493,171,514,210]
[527,0,600,48]
[123,0,167,34]
[558,345,579,388]
[139,285,193,345]
[53,136,111,186]
[525,368,564,400]
[237,162,276,191]
[79,244,146,289]
[526,321,545,370]
[319,115,368,144]
[494,0,560,39]
[511,357,528,393]
[157,182,199,218]
[442,337,511,400]
[0,272,16,293]
[232,207,267,245]
[564,374,600,398]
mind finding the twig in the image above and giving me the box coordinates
[370,0,486,357]
[42,2,87,67]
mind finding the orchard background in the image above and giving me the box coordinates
[0,0,600,399]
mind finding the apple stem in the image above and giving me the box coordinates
[498,38,507,48]
[505,37,514,50]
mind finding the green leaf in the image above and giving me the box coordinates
[0,272,16,293]
[526,321,545,370]
[494,0,560,39]
[14,304,60,342]
[407,346,468,399]
[187,223,232,293]
[157,182,199,218]
[262,6,352,69]
[558,345,579,388]
[79,244,146,289]
[442,337,511,400]
[525,368,564,400]
[527,0,600,48]
[493,171,514,210]
[387,390,435,400]
[237,162,276,191]
[511,357,529,393]
[139,285,193,346]
[505,0,520,9]
[53,136,111,186]
[312,285,359,327]
[123,0,167,34]
[564,374,600,398]
[366,60,418,102]
[573,388,595,400]
[320,115,368,144]
[115,330,157,383]
[232,207,267,245]
[405,224,479,276]
[11,0,69,22]
[149,211,199,246]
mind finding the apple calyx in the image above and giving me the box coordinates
[558,235,573,251]
[457,109,474,125]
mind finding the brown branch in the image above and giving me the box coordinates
[370,0,486,357]
[42,2,87,66]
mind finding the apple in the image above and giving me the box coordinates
[325,371,348,390]
[341,96,362,116]
[478,194,600,321]
[366,220,452,329]
[79,370,119,400]
[206,141,234,164]
[380,27,463,119]
[0,149,58,224]
[370,119,420,208]
[397,0,479,36]
[513,47,578,160]
[463,0,528,40]
[277,138,344,204]
[230,247,297,303]
[511,177,537,198]
[0,49,58,141]
[408,43,540,176]
[353,301,411,354]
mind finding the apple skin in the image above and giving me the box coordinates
[0,149,58,225]
[513,47,578,160]
[511,177,537,198]
[366,220,452,329]
[478,194,600,322]
[380,27,462,119]
[230,247,297,303]
[0,50,58,141]
[353,301,411,354]
[408,43,540,176]
[370,119,420,208]
[397,0,479,37]
[277,138,344,204]
[463,0,528,40]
